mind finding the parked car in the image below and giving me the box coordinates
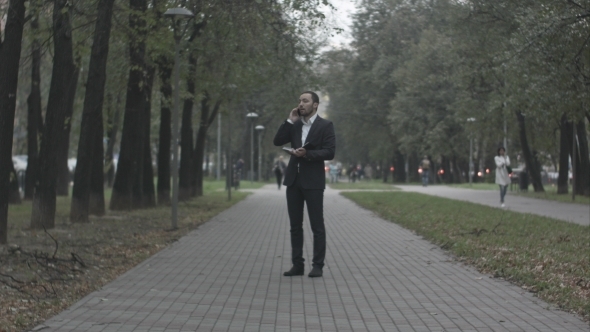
[12,155,27,193]
[68,158,77,173]
[12,155,27,172]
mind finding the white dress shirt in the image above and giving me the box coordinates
[301,113,318,145]
[285,113,319,168]
[287,113,318,146]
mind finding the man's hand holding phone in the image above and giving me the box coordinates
[289,107,300,123]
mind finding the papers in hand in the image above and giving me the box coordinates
[282,142,311,154]
[282,147,295,154]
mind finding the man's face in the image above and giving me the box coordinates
[298,93,317,117]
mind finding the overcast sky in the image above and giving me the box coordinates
[316,0,358,116]
[320,0,358,49]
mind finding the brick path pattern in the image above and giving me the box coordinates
[33,185,588,331]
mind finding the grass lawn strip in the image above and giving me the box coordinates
[1,182,250,332]
[329,181,400,190]
[448,183,590,206]
[341,191,590,322]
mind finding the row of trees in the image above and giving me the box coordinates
[322,0,589,193]
[0,0,333,244]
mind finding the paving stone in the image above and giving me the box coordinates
[32,185,588,331]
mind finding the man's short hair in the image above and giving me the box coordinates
[301,91,319,105]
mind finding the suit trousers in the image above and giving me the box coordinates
[286,173,326,269]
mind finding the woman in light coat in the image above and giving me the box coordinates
[494,147,511,207]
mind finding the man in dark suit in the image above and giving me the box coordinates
[273,91,336,278]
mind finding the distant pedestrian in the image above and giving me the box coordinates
[236,158,244,179]
[329,162,338,183]
[348,164,357,183]
[234,158,244,190]
[495,147,511,208]
[273,156,287,190]
[357,164,364,180]
[364,164,372,181]
[420,156,430,187]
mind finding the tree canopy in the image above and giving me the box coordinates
[322,0,589,191]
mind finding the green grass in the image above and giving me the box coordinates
[232,180,269,190]
[513,185,590,205]
[203,179,268,191]
[328,180,400,190]
[448,183,590,205]
[341,191,590,321]
[8,180,249,237]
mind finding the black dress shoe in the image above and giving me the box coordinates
[283,266,304,276]
[308,267,323,278]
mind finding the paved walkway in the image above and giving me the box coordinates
[34,185,588,331]
[396,185,589,226]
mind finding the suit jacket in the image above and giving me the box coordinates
[273,116,336,189]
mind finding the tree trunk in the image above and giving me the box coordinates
[191,97,208,196]
[440,156,452,183]
[452,155,464,183]
[25,10,43,200]
[104,94,121,188]
[157,60,172,205]
[0,0,26,243]
[557,114,571,194]
[31,0,78,229]
[193,97,221,197]
[178,54,196,200]
[70,0,115,222]
[392,150,405,182]
[9,163,22,204]
[142,134,156,207]
[56,64,80,196]
[574,120,590,196]
[88,125,106,215]
[139,66,156,207]
[110,0,148,210]
[515,111,544,192]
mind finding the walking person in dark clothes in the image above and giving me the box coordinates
[273,156,287,190]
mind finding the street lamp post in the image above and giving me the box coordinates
[246,112,258,182]
[469,137,473,186]
[255,125,265,181]
[224,84,237,201]
[227,112,232,201]
[467,117,476,187]
[217,114,221,181]
[164,7,194,230]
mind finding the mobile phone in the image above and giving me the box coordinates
[297,109,301,117]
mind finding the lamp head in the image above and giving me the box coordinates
[163,8,194,19]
